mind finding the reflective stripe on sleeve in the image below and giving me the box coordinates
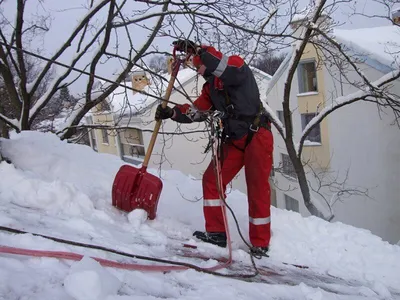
[212,54,228,77]
[204,199,222,207]
[249,216,271,225]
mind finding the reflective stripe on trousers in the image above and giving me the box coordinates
[249,216,271,226]
[204,199,222,207]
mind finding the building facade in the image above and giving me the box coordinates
[266,20,400,243]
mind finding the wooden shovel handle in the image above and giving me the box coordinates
[142,58,182,168]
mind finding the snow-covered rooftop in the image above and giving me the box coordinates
[1,131,400,299]
[333,25,400,70]
[291,6,329,24]
[250,66,273,80]
[104,67,198,116]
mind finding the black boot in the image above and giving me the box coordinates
[250,246,269,258]
[193,231,227,248]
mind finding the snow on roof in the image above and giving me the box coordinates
[249,67,272,103]
[265,25,400,96]
[250,66,273,80]
[105,67,197,116]
[249,66,272,102]
[265,51,292,98]
[291,6,329,24]
[333,25,400,71]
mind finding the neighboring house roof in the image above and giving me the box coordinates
[266,25,400,97]
[291,6,329,24]
[104,67,198,117]
[264,51,292,98]
[249,66,273,102]
[334,25,400,72]
[250,66,273,80]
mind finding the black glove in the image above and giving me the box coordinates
[155,104,174,120]
[172,39,198,54]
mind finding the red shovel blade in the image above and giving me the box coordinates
[112,165,163,220]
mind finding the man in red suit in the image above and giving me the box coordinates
[155,40,274,256]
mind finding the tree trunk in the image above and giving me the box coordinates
[286,139,329,220]
[0,105,10,139]
[0,121,9,139]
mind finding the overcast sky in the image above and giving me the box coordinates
[1,0,396,95]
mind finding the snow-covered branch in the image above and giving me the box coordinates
[59,1,170,139]
[0,112,19,129]
[28,0,112,97]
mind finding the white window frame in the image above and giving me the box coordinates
[120,129,146,164]
[277,110,285,128]
[86,116,98,151]
[101,129,109,144]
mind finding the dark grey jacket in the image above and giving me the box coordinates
[173,46,262,140]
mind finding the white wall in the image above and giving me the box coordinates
[266,53,400,244]
[325,63,400,244]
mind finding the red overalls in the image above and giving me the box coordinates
[173,46,274,247]
[202,128,273,247]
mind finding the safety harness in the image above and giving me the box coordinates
[203,91,271,155]
[223,90,271,152]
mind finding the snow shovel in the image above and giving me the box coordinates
[112,49,186,220]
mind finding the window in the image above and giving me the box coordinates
[101,129,109,144]
[285,194,299,212]
[281,154,297,178]
[277,110,285,127]
[270,164,275,178]
[99,100,111,111]
[120,129,146,164]
[297,60,318,94]
[87,116,97,151]
[128,144,145,157]
[301,113,321,143]
[271,188,277,207]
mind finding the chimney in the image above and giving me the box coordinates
[289,6,331,39]
[167,57,174,74]
[131,70,149,94]
[166,56,193,75]
[393,8,400,25]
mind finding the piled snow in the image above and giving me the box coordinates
[334,26,400,69]
[64,257,121,300]
[0,131,399,299]
[34,106,88,135]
